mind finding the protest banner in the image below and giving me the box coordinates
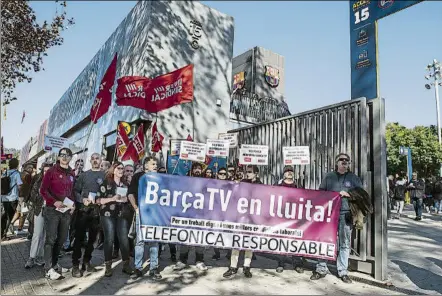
[206,139,229,157]
[138,174,341,260]
[44,135,69,153]
[218,132,238,148]
[283,146,310,165]
[239,144,269,165]
[179,141,206,162]
[170,139,182,156]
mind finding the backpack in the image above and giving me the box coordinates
[425,182,434,196]
[1,171,18,195]
[394,184,406,200]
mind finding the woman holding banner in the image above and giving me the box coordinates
[96,162,133,277]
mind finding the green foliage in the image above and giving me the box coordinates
[386,122,442,177]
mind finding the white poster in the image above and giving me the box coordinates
[170,140,182,156]
[44,135,69,154]
[283,146,310,165]
[239,144,269,165]
[218,132,238,148]
[206,139,230,157]
[179,141,207,162]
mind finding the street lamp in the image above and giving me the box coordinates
[425,59,442,176]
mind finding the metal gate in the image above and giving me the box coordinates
[228,97,388,281]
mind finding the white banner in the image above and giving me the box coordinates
[283,146,310,165]
[206,139,229,157]
[44,135,69,154]
[239,144,269,165]
[170,140,182,156]
[218,132,238,148]
[179,141,206,162]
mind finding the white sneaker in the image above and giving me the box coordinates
[54,263,69,273]
[173,261,187,271]
[196,262,208,271]
[45,268,61,280]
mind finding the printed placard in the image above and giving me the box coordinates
[170,140,182,156]
[44,135,69,153]
[179,141,206,162]
[239,144,269,165]
[206,139,229,157]
[218,133,238,148]
[283,146,310,165]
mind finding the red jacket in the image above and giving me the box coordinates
[40,163,75,207]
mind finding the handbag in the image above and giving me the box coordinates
[128,214,136,239]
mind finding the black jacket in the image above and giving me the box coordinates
[408,179,425,199]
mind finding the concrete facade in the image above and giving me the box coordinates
[232,46,285,103]
[46,1,234,169]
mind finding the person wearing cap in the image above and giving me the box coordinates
[40,148,76,280]
[24,162,53,269]
[274,165,305,274]
[311,153,362,284]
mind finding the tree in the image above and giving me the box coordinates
[1,0,74,104]
[386,122,442,177]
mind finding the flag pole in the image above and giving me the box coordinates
[81,97,102,161]
[113,121,120,163]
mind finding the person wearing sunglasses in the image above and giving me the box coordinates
[212,168,231,261]
[311,153,362,284]
[227,164,236,181]
[39,148,76,280]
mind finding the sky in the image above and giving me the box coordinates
[2,1,442,150]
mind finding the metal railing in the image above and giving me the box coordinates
[229,92,291,123]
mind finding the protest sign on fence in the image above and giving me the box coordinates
[206,139,229,157]
[239,144,269,165]
[283,146,310,165]
[179,141,206,162]
[138,174,341,260]
[218,132,238,148]
[44,135,69,153]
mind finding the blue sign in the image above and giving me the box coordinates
[350,0,423,100]
[166,153,227,176]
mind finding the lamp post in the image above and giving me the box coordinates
[425,59,442,177]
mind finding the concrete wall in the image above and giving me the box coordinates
[231,47,285,103]
[47,1,234,170]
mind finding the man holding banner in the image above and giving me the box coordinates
[311,153,362,284]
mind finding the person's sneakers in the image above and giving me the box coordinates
[310,271,326,280]
[340,275,352,284]
[26,233,33,240]
[149,268,162,280]
[82,262,98,272]
[196,262,208,271]
[72,265,82,278]
[25,258,35,269]
[276,266,284,273]
[415,217,422,221]
[212,254,221,261]
[34,257,45,266]
[45,268,61,280]
[54,264,70,273]
[104,261,113,277]
[130,269,143,279]
[122,260,133,275]
[173,261,187,271]
[223,267,238,278]
[243,267,252,278]
[294,266,304,274]
[170,254,177,263]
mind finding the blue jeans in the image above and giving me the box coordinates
[316,213,352,277]
[412,197,423,218]
[434,200,442,213]
[134,212,158,271]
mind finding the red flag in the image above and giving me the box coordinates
[122,123,145,162]
[116,121,130,160]
[115,64,194,113]
[90,53,118,123]
[151,122,164,153]
[186,134,193,142]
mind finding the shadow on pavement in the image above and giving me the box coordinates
[392,259,442,294]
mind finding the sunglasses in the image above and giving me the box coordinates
[218,172,227,176]
[338,158,349,162]
[59,154,72,159]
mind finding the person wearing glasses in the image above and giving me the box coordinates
[227,164,236,181]
[212,167,231,261]
[310,153,362,284]
[40,148,76,280]
[96,161,133,277]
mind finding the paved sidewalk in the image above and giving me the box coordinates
[1,206,441,295]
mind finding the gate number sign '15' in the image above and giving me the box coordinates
[350,0,423,101]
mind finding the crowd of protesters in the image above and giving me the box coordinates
[387,172,442,221]
[1,149,368,284]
